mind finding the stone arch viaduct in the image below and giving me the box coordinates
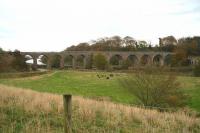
[21,51,174,70]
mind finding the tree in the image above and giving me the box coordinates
[120,70,187,109]
[76,55,85,67]
[0,47,3,53]
[93,53,108,70]
[178,37,200,56]
[123,36,137,46]
[66,45,77,51]
[109,36,123,50]
[86,54,93,69]
[161,44,176,52]
[66,43,90,51]
[137,40,149,51]
[0,52,14,72]
[11,50,28,71]
[172,44,194,67]
[51,55,61,68]
[110,55,121,65]
[41,55,48,64]
[123,36,137,51]
[0,49,28,72]
[193,59,200,77]
[159,36,177,47]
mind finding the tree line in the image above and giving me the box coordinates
[65,36,200,54]
[65,36,155,52]
[65,35,200,67]
[0,35,200,72]
[161,36,200,66]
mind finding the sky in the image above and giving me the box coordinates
[0,0,200,52]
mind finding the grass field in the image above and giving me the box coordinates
[1,85,199,133]
[0,70,200,112]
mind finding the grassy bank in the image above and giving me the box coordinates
[0,71,52,79]
[0,70,200,112]
[0,85,199,133]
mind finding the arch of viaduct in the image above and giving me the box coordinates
[21,51,174,69]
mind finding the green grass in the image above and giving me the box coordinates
[0,106,64,133]
[0,105,140,133]
[0,70,200,112]
[0,71,135,104]
[178,76,200,111]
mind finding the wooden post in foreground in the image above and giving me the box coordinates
[63,94,72,133]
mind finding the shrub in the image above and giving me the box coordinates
[120,70,188,109]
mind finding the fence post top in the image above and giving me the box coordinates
[63,94,72,97]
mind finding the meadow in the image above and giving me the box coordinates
[0,70,200,112]
[0,85,200,133]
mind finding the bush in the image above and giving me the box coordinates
[120,70,188,109]
[193,59,200,76]
[0,50,28,72]
[93,54,108,70]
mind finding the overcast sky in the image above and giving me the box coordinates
[0,0,200,52]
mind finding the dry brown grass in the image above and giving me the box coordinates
[0,84,200,133]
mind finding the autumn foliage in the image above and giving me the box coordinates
[0,49,28,72]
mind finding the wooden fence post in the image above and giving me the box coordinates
[63,94,72,133]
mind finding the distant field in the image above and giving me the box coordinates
[0,70,200,112]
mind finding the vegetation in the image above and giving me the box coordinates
[0,39,200,131]
[0,71,51,79]
[168,37,200,67]
[51,55,61,68]
[40,55,48,64]
[120,71,188,109]
[0,71,200,112]
[64,55,73,67]
[93,54,108,70]
[0,85,199,133]
[0,49,28,72]
[65,36,200,54]
[1,36,199,72]
[76,55,85,68]
[110,55,122,66]
[64,36,200,68]
[177,37,200,56]
[65,36,155,52]
[193,59,200,77]
[0,71,134,104]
